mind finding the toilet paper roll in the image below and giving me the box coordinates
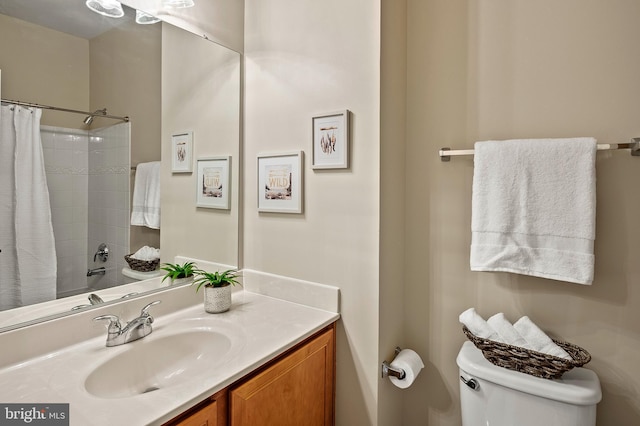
[389,349,424,389]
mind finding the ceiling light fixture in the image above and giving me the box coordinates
[85,0,125,18]
[162,0,195,9]
[135,10,161,25]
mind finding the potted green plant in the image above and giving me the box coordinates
[192,269,241,313]
[160,261,197,286]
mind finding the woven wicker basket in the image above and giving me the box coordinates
[124,254,160,272]
[462,326,591,379]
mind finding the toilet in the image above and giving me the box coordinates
[121,266,162,284]
[457,341,602,426]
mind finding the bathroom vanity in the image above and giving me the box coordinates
[164,325,335,425]
[0,275,340,426]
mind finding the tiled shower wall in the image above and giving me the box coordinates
[41,123,130,298]
[41,126,89,298]
[87,122,130,291]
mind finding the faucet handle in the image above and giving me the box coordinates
[120,292,138,299]
[93,314,122,333]
[88,293,104,305]
[140,300,161,318]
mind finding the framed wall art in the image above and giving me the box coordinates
[171,131,193,173]
[196,156,231,209]
[257,151,303,213]
[311,110,349,169]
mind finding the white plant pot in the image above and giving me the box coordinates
[169,276,194,286]
[204,284,232,313]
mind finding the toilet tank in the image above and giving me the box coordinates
[457,341,601,426]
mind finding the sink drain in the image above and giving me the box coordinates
[142,386,160,394]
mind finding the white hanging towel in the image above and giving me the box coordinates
[131,161,161,229]
[470,138,597,285]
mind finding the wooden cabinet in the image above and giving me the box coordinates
[164,389,227,426]
[229,325,335,426]
[163,324,335,426]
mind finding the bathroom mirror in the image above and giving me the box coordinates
[0,1,240,331]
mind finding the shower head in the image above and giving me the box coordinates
[83,108,107,125]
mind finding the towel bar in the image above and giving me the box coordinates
[439,137,640,161]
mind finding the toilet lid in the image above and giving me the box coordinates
[122,267,163,280]
[457,341,602,406]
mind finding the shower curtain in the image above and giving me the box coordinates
[0,104,57,310]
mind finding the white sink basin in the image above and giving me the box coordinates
[85,330,232,398]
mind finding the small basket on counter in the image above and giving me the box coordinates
[124,254,160,272]
[462,326,591,379]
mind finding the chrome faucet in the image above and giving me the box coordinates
[93,300,161,347]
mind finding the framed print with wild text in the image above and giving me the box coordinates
[196,156,230,209]
[257,151,303,213]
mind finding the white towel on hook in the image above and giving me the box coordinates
[131,161,161,229]
[470,137,597,285]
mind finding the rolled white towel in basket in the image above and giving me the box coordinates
[131,246,160,261]
[514,316,571,360]
[487,313,530,348]
[459,308,500,341]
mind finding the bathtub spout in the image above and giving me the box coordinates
[87,267,106,277]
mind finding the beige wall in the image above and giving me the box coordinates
[90,22,161,166]
[0,14,89,128]
[160,23,241,267]
[90,21,162,252]
[244,0,382,424]
[379,0,407,424]
[122,0,244,53]
[404,1,640,425]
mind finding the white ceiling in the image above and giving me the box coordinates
[0,0,137,39]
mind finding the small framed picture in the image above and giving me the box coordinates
[171,131,193,173]
[311,110,349,169]
[196,156,231,209]
[257,151,303,213]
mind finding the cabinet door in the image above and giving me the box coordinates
[164,389,228,426]
[230,326,335,426]
[172,401,218,426]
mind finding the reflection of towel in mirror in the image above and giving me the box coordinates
[131,161,161,229]
[131,246,160,261]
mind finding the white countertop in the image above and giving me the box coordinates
[0,290,339,425]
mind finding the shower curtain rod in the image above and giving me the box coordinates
[1,98,129,122]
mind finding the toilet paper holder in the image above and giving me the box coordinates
[381,347,406,380]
